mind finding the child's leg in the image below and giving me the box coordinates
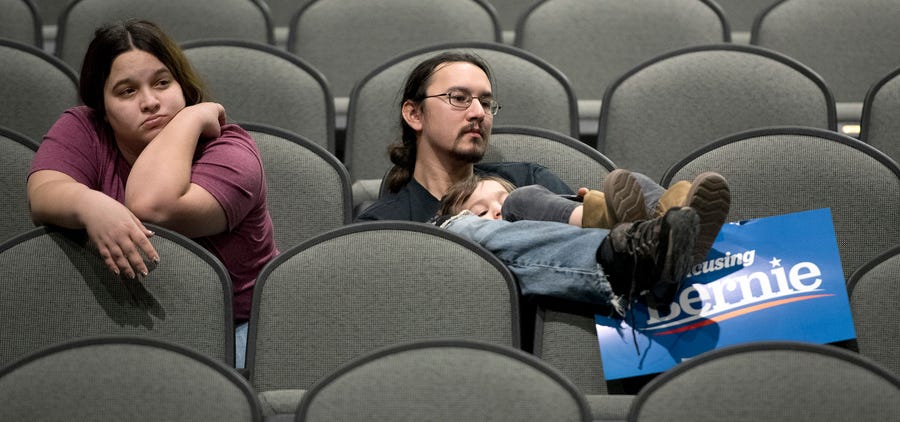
[501,185,579,224]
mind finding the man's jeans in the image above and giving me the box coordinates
[443,214,615,306]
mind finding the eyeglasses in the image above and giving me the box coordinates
[423,90,501,115]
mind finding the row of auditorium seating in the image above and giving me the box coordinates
[4,36,900,215]
[4,3,898,420]
[1,216,899,420]
[16,0,781,48]
[4,123,898,271]
[4,0,900,141]
[2,336,899,421]
[4,32,900,170]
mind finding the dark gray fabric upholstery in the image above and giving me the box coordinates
[56,0,273,70]
[597,44,835,181]
[486,125,616,191]
[848,245,900,378]
[489,0,540,33]
[515,0,728,102]
[247,222,520,411]
[661,126,900,280]
[534,304,610,395]
[184,40,335,153]
[244,123,351,252]
[265,0,313,27]
[586,394,634,422]
[287,0,500,98]
[0,225,234,368]
[533,301,640,421]
[715,0,780,32]
[628,341,900,421]
[0,0,42,47]
[0,337,261,421]
[296,339,591,422]
[32,0,68,27]
[752,0,900,106]
[0,127,38,244]
[0,39,78,142]
[859,66,900,164]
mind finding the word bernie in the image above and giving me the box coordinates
[647,250,826,327]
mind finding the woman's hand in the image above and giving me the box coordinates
[81,193,159,279]
[188,102,227,139]
[28,170,160,280]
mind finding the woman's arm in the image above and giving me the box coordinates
[125,102,228,238]
[27,169,158,279]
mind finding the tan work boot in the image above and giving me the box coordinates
[582,190,614,229]
[653,180,690,218]
[583,169,648,228]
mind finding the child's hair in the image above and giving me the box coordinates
[437,174,516,218]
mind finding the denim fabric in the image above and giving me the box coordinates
[443,214,615,306]
[235,321,248,369]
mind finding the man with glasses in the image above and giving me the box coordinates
[356,51,575,222]
[353,51,732,318]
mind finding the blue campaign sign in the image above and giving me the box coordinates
[595,208,856,380]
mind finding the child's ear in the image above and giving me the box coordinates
[402,100,423,131]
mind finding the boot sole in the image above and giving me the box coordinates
[652,207,699,308]
[685,172,731,265]
[603,169,648,224]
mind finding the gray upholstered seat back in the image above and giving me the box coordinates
[752,0,900,104]
[848,245,900,378]
[184,41,335,153]
[248,222,520,395]
[0,225,234,367]
[0,39,78,142]
[0,127,39,244]
[244,123,351,252]
[485,125,615,190]
[56,0,273,70]
[287,0,500,97]
[859,66,900,164]
[0,0,42,47]
[629,341,900,421]
[661,126,900,279]
[598,44,835,181]
[0,337,261,421]
[516,0,728,102]
[297,339,591,422]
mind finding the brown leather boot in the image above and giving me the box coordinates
[583,169,649,229]
[653,180,690,218]
[582,190,615,228]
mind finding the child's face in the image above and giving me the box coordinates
[461,180,509,220]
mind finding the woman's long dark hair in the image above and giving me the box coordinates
[79,19,206,118]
